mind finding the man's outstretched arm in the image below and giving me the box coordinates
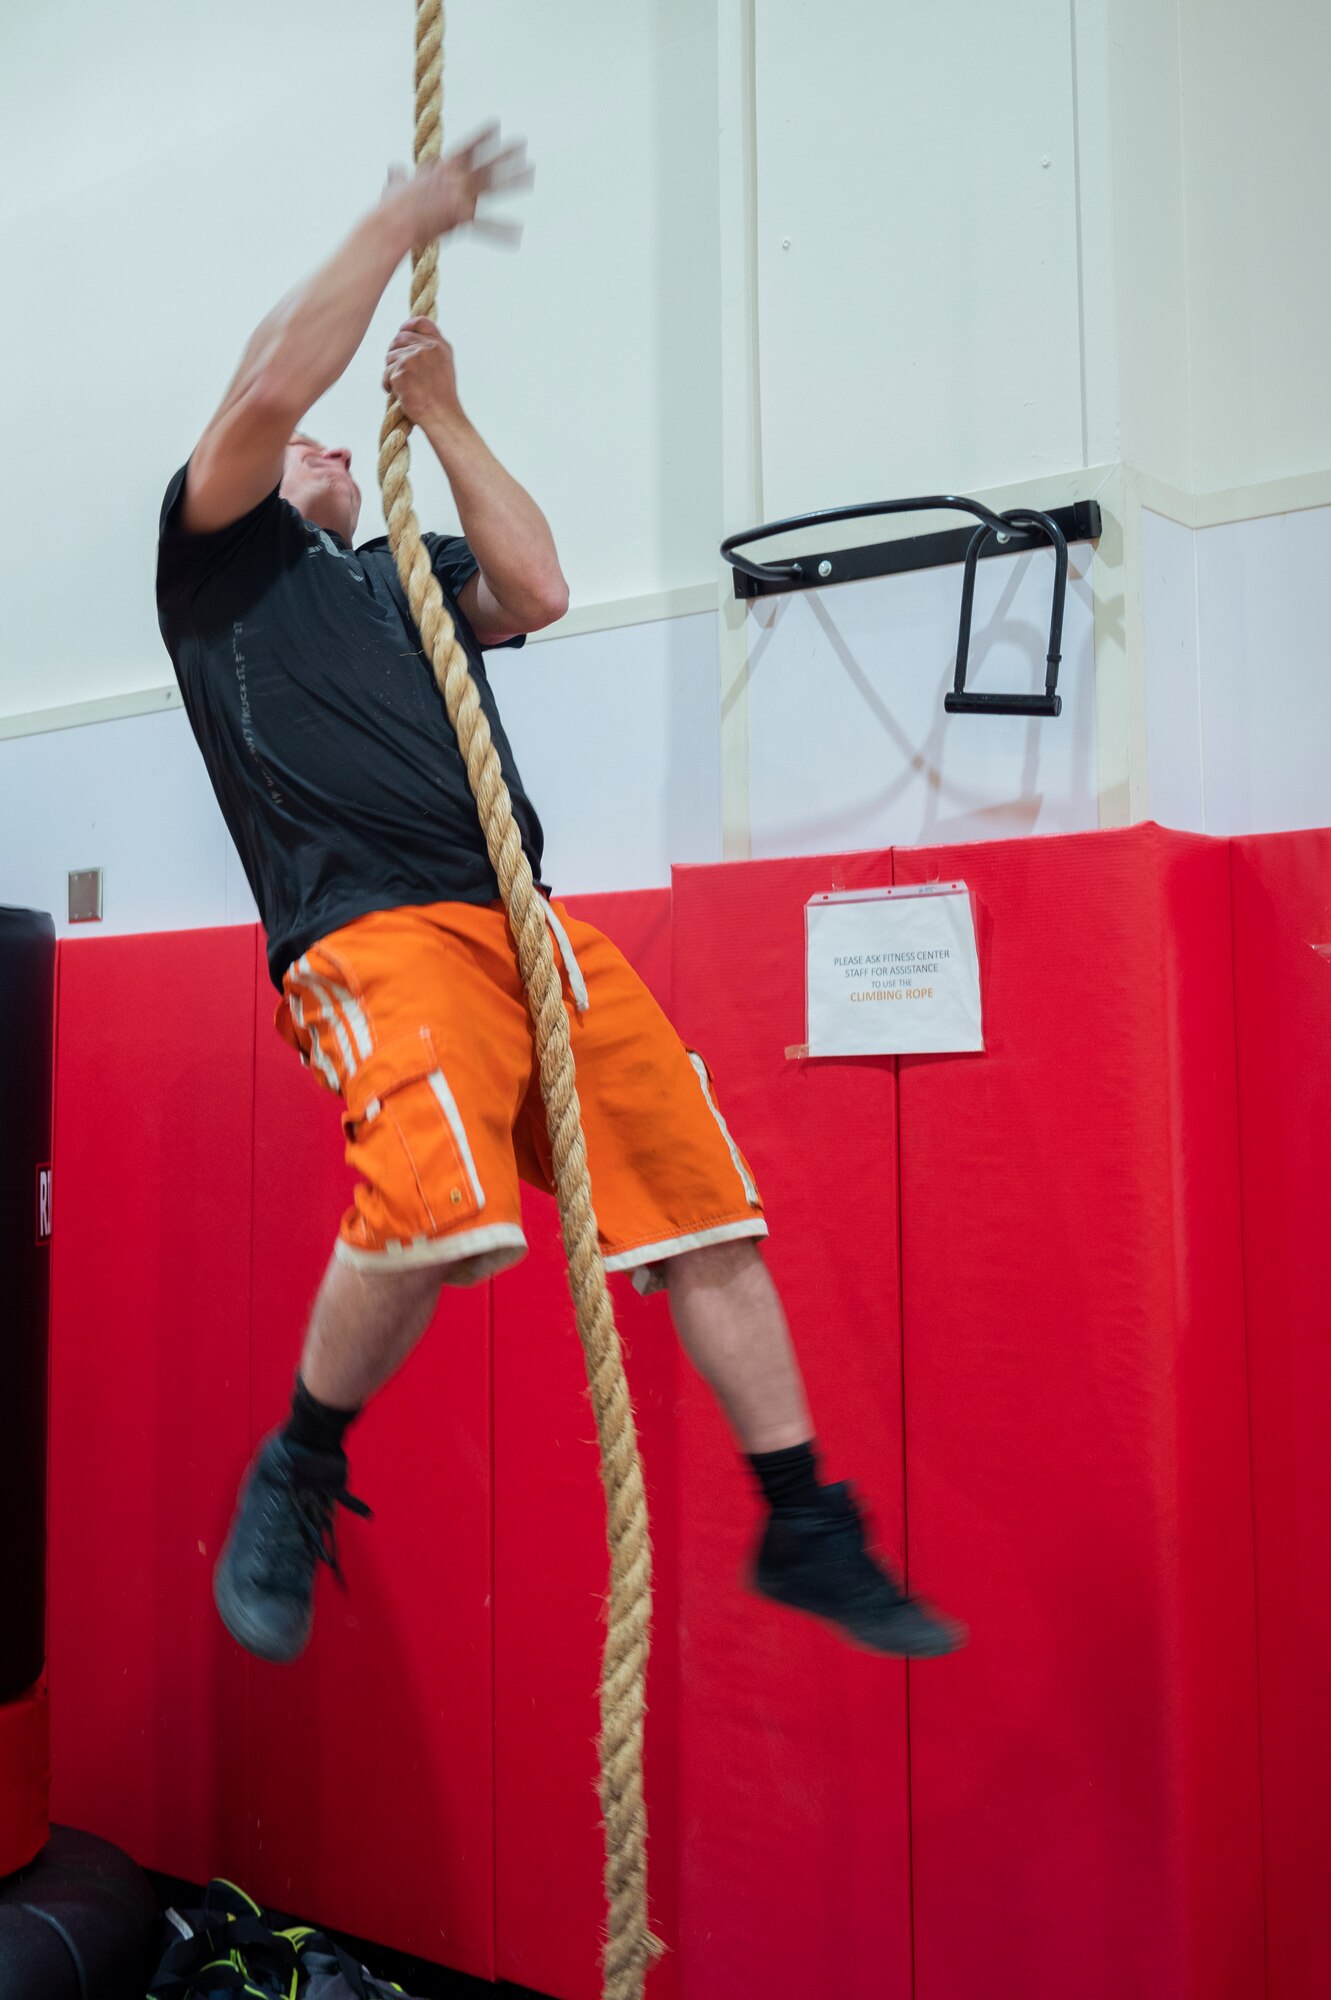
[384,318,569,642]
[182,132,530,536]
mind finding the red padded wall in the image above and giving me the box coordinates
[48,824,1321,1999]
[1230,830,1331,2000]
[49,927,256,1885]
[670,852,915,2000]
[894,826,1264,2000]
[244,967,496,1976]
[492,889,680,2000]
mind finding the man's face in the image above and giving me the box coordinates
[280,433,362,542]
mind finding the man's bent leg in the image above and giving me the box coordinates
[227,900,532,1666]
[666,1239,965,1660]
[299,1253,444,1410]
[215,1251,444,1665]
[665,1237,812,1453]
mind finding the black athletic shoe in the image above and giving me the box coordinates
[751,1481,966,1660]
[213,1432,371,1664]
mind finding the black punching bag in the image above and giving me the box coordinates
[0,906,55,1876]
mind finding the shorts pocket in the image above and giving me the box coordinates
[343,1029,485,1234]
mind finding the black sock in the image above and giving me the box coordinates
[748,1439,821,1514]
[283,1374,360,1458]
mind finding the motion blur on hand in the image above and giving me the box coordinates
[383,124,533,249]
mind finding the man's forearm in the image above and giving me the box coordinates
[423,411,568,626]
[242,194,416,419]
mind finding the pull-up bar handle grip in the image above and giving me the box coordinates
[950,508,1068,712]
[944,691,1063,717]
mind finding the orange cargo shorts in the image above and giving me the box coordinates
[274,899,767,1290]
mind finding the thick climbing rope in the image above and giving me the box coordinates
[376,6,658,1996]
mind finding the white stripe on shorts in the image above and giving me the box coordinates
[687,1051,761,1207]
[326,980,373,1062]
[296,957,359,1078]
[288,989,341,1093]
[427,1069,486,1211]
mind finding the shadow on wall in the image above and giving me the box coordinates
[743,546,1098,857]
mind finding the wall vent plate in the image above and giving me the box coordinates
[68,868,103,923]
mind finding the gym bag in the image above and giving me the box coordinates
[147,1878,417,1999]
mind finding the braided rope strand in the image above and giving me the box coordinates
[377,5,658,1993]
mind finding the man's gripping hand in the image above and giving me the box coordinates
[380,298,569,640]
[383,318,464,431]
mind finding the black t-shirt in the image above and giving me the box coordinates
[156,465,546,988]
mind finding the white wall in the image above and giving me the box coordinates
[490,614,723,895]
[746,550,1098,854]
[744,0,1331,510]
[1142,503,1331,835]
[1126,0,1331,841]
[752,0,1086,518]
[1141,510,1205,831]
[0,0,721,720]
[0,562,1103,947]
[1103,0,1331,495]
[2,0,1327,944]
[0,709,259,944]
[0,615,725,942]
[1194,508,1331,834]
[1104,0,1194,488]
[1179,0,1331,492]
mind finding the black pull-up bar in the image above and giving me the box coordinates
[719,494,1102,718]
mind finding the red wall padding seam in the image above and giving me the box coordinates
[49,928,256,1886]
[491,888,680,2000]
[671,851,914,2000]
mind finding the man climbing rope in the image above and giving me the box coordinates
[156,133,964,1671]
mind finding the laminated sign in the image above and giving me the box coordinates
[805,882,983,1057]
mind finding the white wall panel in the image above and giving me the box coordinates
[745,551,1098,856]
[0,709,257,943]
[1141,508,1204,832]
[753,0,1085,519]
[0,0,720,719]
[1194,509,1331,837]
[0,616,721,945]
[495,613,723,895]
[1105,0,1194,489]
[1180,0,1331,492]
